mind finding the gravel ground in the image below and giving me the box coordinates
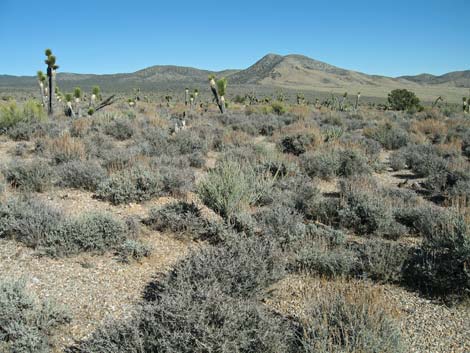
[266,275,470,353]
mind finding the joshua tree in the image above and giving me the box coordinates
[44,49,59,115]
[73,87,82,117]
[355,92,361,110]
[165,95,172,107]
[36,71,47,107]
[90,86,101,108]
[209,75,227,114]
[185,88,189,106]
[296,93,305,105]
[464,97,468,113]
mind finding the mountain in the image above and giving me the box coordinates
[400,70,470,88]
[0,54,468,103]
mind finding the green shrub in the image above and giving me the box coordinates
[58,160,107,191]
[338,149,371,177]
[4,160,54,192]
[389,150,407,171]
[388,89,421,112]
[96,165,161,205]
[0,100,46,130]
[197,160,273,220]
[271,101,287,115]
[0,279,70,353]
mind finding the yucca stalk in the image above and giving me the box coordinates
[185,88,189,106]
[355,92,361,110]
[44,49,59,116]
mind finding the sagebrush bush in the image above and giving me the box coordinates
[197,160,273,220]
[351,239,413,283]
[0,279,70,353]
[159,165,194,196]
[4,160,54,192]
[404,209,470,299]
[365,123,410,150]
[0,197,129,256]
[116,239,152,263]
[72,235,290,353]
[296,282,404,353]
[145,201,227,242]
[57,160,107,191]
[301,149,340,180]
[96,165,161,205]
[104,118,135,140]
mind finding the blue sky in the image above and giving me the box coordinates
[0,0,468,77]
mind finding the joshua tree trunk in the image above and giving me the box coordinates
[47,67,53,115]
[210,79,223,114]
[38,82,47,108]
[219,96,226,114]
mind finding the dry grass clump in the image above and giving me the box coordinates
[45,132,86,164]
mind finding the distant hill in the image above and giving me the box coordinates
[400,71,470,88]
[0,54,468,103]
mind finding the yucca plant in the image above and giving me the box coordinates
[464,97,468,113]
[44,49,59,115]
[36,70,47,107]
[185,87,189,106]
[340,92,348,111]
[209,75,228,114]
[355,92,361,110]
[90,86,101,108]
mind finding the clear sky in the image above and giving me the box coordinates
[0,0,468,77]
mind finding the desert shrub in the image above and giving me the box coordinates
[83,132,115,159]
[401,144,446,177]
[46,133,86,164]
[0,100,46,130]
[365,123,410,150]
[100,146,140,172]
[301,149,340,180]
[96,165,161,205]
[45,212,128,257]
[188,151,205,168]
[104,118,134,140]
[0,197,64,248]
[72,234,290,353]
[7,121,40,141]
[159,165,194,196]
[271,101,287,115]
[295,283,404,353]
[145,201,226,242]
[197,160,273,220]
[256,204,306,249]
[338,149,371,177]
[389,150,407,170]
[404,209,470,299]
[57,160,107,191]
[0,279,70,353]
[4,160,54,192]
[339,180,403,238]
[351,239,413,283]
[279,133,317,156]
[116,240,152,263]
[170,129,208,155]
[388,88,421,112]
